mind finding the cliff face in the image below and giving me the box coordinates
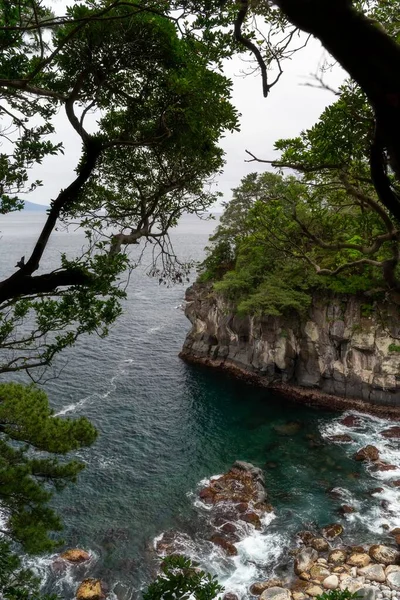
[180,283,400,407]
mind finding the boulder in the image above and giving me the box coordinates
[387,571,400,590]
[297,531,315,545]
[341,415,361,427]
[322,575,339,590]
[369,544,400,565]
[259,587,291,600]
[358,564,386,582]
[355,587,378,600]
[250,581,284,596]
[328,549,347,564]
[347,553,371,568]
[322,524,343,540]
[339,575,366,592]
[381,426,400,439]
[309,565,331,582]
[386,565,400,575]
[373,461,397,472]
[304,585,323,597]
[354,446,379,462]
[369,488,384,495]
[240,512,262,529]
[299,572,311,581]
[339,505,355,515]
[61,549,90,563]
[392,479,400,487]
[220,523,237,534]
[311,538,329,552]
[223,594,239,600]
[291,594,307,600]
[76,579,104,600]
[294,547,318,575]
[199,462,267,506]
[210,535,238,556]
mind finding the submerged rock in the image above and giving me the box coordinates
[209,534,237,556]
[198,462,267,506]
[61,549,90,563]
[273,422,302,435]
[322,523,344,540]
[381,426,400,439]
[341,415,361,427]
[328,434,354,443]
[339,505,356,515]
[354,446,380,462]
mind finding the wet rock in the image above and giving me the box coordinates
[199,463,267,506]
[391,528,400,536]
[341,415,361,427]
[351,546,366,554]
[209,535,237,556]
[322,523,344,540]
[369,487,384,495]
[309,564,331,581]
[311,538,329,552]
[382,523,390,530]
[236,502,249,513]
[250,581,284,596]
[76,579,104,600]
[328,434,354,443]
[392,480,400,488]
[304,585,323,597]
[61,549,90,563]
[387,571,400,590]
[369,545,400,565]
[299,572,311,581]
[297,531,315,545]
[328,549,347,564]
[240,512,262,529]
[259,587,290,600]
[354,446,380,462]
[223,593,239,600]
[51,558,68,574]
[294,547,318,575]
[155,531,191,556]
[381,426,400,439]
[273,422,302,435]
[358,564,386,583]
[220,523,237,534]
[322,575,339,590]
[347,553,371,568]
[339,505,356,515]
[373,461,397,472]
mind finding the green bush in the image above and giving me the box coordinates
[316,590,360,600]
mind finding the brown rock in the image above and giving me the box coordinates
[395,535,400,547]
[291,593,307,600]
[294,547,318,575]
[339,505,356,515]
[199,488,215,503]
[210,535,237,556]
[328,549,347,564]
[76,579,104,600]
[392,480,400,487]
[311,538,329,552]
[250,581,284,596]
[322,523,344,540]
[381,426,400,439]
[341,415,361,427]
[240,512,262,529]
[199,463,266,506]
[299,572,311,581]
[328,434,353,443]
[297,531,315,545]
[369,544,400,565]
[369,487,384,495]
[351,546,366,554]
[332,566,346,574]
[347,553,371,568]
[354,445,379,462]
[61,549,90,563]
[223,594,239,600]
[373,461,397,472]
[254,502,274,513]
[236,502,248,513]
[221,523,237,534]
[391,528,400,536]
[305,585,323,597]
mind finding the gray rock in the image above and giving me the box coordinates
[359,564,386,583]
[294,547,318,575]
[369,545,400,566]
[356,587,378,600]
[259,588,291,600]
[387,572,400,591]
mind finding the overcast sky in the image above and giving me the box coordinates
[28,36,346,207]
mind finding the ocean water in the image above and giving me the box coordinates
[0,214,399,599]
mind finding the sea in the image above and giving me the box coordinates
[0,213,399,600]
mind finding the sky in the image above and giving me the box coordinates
[28,34,346,208]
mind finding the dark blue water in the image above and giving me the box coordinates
[0,214,399,600]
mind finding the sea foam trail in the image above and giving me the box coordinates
[320,410,400,534]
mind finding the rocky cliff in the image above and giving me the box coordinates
[180,283,400,409]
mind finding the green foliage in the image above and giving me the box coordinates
[143,555,223,600]
[388,343,400,353]
[0,540,58,600]
[0,382,97,553]
[316,590,360,600]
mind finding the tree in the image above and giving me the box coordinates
[0,0,238,374]
[143,555,223,600]
[0,382,97,553]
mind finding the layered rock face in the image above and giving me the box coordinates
[180,283,400,408]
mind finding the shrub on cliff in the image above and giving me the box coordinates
[143,555,223,600]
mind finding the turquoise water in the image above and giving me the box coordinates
[0,214,399,599]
